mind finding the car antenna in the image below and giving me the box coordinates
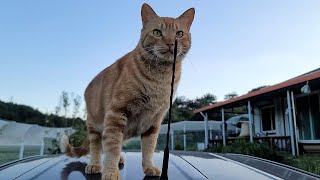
[160,39,178,180]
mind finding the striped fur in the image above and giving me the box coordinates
[62,3,194,180]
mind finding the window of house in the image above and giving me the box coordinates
[261,106,276,132]
[296,92,320,140]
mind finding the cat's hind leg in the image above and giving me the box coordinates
[85,124,102,174]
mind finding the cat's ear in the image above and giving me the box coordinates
[141,3,159,26]
[177,8,195,29]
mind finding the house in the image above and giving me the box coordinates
[194,68,320,156]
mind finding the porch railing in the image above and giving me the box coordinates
[209,136,292,152]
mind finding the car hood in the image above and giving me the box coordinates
[0,151,282,180]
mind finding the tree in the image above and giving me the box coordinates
[82,107,87,120]
[248,85,269,93]
[61,91,70,127]
[72,94,82,126]
[193,93,217,109]
[224,92,238,100]
[163,96,193,124]
[163,93,218,123]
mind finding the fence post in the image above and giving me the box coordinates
[40,138,44,156]
[183,123,186,151]
[222,108,226,146]
[248,100,253,143]
[19,137,24,159]
[171,131,174,151]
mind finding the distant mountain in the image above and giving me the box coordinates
[0,100,84,127]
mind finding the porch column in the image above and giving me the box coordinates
[248,101,253,143]
[222,108,226,146]
[287,90,296,157]
[291,91,299,156]
[200,112,209,149]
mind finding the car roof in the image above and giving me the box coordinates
[0,151,315,180]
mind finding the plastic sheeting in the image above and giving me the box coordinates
[160,120,237,134]
[0,119,75,146]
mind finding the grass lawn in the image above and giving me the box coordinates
[0,146,20,166]
[0,146,41,166]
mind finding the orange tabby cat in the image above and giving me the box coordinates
[60,3,194,180]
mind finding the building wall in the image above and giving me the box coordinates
[253,106,261,135]
[253,97,287,136]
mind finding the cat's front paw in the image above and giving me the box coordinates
[144,166,161,176]
[85,164,101,174]
[102,169,120,180]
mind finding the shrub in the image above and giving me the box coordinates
[299,156,320,175]
[212,140,280,161]
[69,123,87,147]
[123,139,141,150]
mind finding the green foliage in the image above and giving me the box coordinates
[297,156,320,175]
[224,92,238,100]
[212,140,280,161]
[123,139,141,150]
[47,139,61,154]
[163,93,217,123]
[0,100,46,125]
[193,93,217,109]
[248,85,269,93]
[279,153,320,175]
[0,100,86,128]
[69,119,87,147]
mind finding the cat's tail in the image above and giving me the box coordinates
[60,134,90,158]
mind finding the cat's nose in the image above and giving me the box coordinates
[166,43,174,52]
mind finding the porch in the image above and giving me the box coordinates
[195,69,320,156]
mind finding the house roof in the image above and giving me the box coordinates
[194,69,320,114]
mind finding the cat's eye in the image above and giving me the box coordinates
[153,29,162,37]
[176,31,184,38]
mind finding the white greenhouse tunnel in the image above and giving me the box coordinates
[160,120,238,151]
[0,119,75,159]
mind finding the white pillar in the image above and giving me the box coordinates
[248,101,253,143]
[171,131,174,151]
[200,112,209,149]
[222,108,226,146]
[291,91,299,156]
[183,123,186,151]
[40,138,45,156]
[287,91,296,157]
[204,113,209,148]
[209,127,213,140]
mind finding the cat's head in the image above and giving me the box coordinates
[139,3,195,63]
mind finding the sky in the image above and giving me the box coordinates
[1,0,320,116]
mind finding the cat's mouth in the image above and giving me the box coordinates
[159,50,173,54]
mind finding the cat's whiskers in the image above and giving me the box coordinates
[141,51,156,73]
